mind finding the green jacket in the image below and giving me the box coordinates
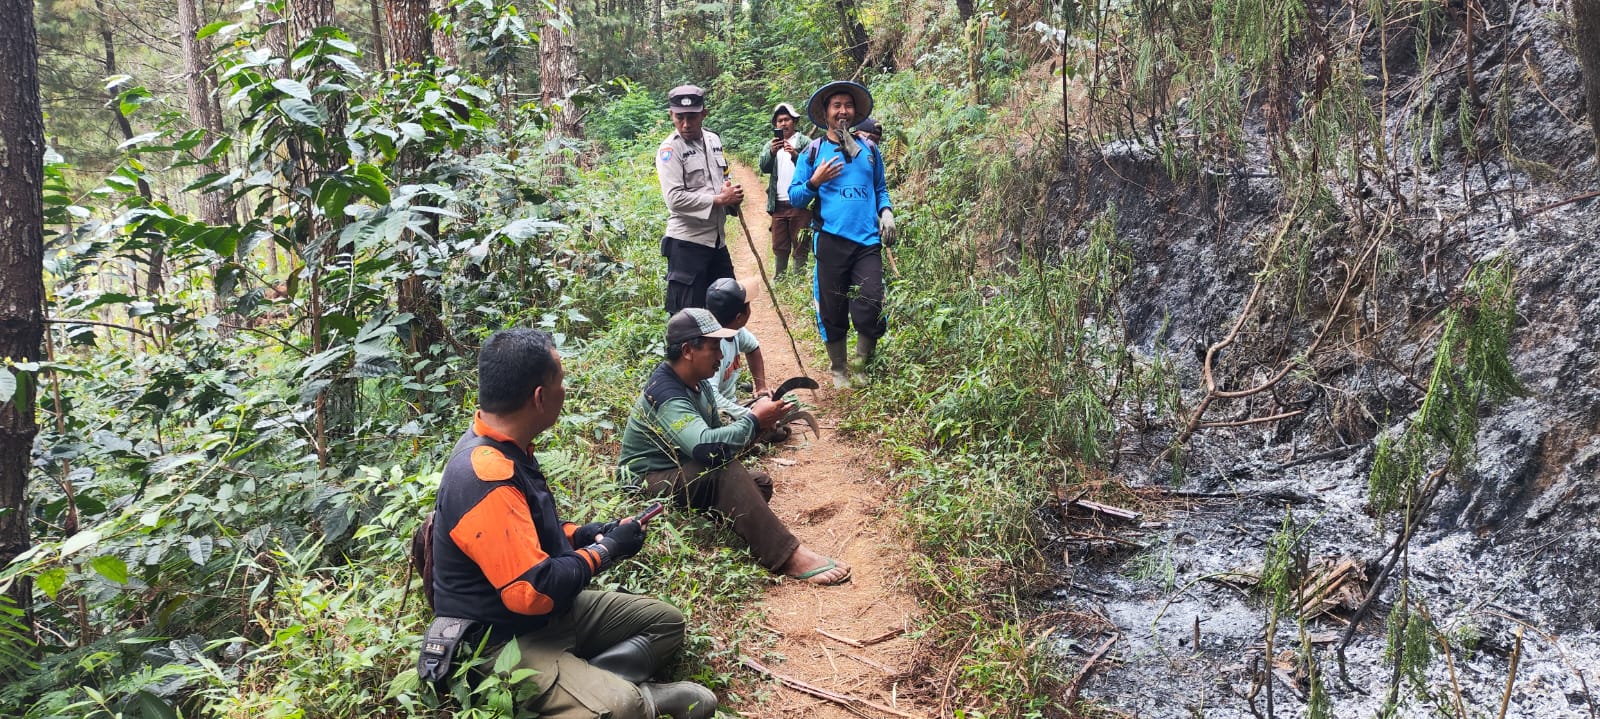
[757,131,812,214]
[619,363,758,477]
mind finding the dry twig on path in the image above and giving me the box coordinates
[817,627,868,648]
[741,656,929,719]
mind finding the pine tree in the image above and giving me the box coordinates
[0,0,46,625]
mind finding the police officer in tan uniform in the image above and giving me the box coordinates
[656,85,745,314]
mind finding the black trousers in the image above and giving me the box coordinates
[663,237,735,314]
[812,231,886,344]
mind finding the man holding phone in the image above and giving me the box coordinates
[425,328,716,718]
[758,102,813,278]
[619,309,852,585]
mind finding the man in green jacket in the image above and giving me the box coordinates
[618,309,851,585]
[757,102,813,278]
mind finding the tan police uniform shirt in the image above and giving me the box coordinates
[656,129,729,248]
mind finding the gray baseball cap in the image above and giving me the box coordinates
[666,308,737,344]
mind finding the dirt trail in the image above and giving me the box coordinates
[722,163,935,719]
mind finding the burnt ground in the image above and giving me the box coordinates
[1030,3,1600,717]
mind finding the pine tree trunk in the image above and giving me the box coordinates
[386,0,434,64]
[179,0,233,225]
[1576,0,1600,169]
[386,0,447,357]
[368,0,388,69]
[288,0,332,44]
[431,0,458,66]
[0,0,46,624]
[540,0,583,140]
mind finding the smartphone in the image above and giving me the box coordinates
[772,128,784,140]
[634,503,665,525]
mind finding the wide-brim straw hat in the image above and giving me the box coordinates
[806,81,873,129]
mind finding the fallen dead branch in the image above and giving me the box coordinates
[1063,532,1147,549]
[1064,633,1120,709]
[1070,499,1142,522]
[1222,557,1367,621]
[1295,557,1366,619]
[816,627,866,648]
[741,656,929,719]
[860,628,905,646]
[1168,210,1387,454]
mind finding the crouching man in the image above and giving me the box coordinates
[425,328,716,718]
[618,309,851,585]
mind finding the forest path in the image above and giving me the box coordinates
[722,163,936,719]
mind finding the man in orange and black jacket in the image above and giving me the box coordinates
[428,328,716,719]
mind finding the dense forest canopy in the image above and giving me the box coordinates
[2,0,1599,716]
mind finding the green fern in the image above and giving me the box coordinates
[0,594,36,680]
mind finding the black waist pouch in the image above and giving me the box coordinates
[418,616,481,689]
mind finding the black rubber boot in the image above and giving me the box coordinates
[852,334,877,385]
[825,341,850,388]
[775,253,789,278]
[640,681,718,719]
[586,635,656,684]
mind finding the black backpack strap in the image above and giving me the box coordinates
[418,616,483,691]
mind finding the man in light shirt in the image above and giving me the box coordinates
[656,84,743,314]
[757,103,813,278]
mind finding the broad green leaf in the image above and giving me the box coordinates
[397,122,426,143]
[116,131,163,150]
[271,78,313,101]
[352,164,391,204]
[195,21,239,40]
[90,554,129,585]
[278,98,326,126]
[493,640,523,674]
[59,528,102,558]
[322,314,359,338]
[140,509,162,527]
[186,535,214,565]
[130,691,179,719]
[36,568,66,600]
[316,183,352,220]
[327,54,364,76]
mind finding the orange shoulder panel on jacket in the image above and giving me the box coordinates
[470,445,516,481]
[449,485,550,589]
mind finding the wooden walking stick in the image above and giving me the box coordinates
[733,210,810,378]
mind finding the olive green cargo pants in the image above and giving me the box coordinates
[508,590,684,719]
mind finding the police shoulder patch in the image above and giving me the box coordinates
[657,147,674,164]
[470,446,515,481]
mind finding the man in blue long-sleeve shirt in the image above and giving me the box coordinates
[788,80,896,388]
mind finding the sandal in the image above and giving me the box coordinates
[787,558,851,585]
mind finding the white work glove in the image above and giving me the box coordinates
[878,209,897,246]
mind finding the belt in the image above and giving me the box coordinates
[775,200,792,209]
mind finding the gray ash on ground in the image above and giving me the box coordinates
[1029,3,1600,716]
